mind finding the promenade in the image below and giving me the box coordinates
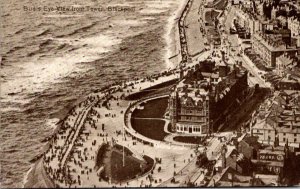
[24,0,217,187]
[185,0,206,57]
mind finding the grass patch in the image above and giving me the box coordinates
[113,144,133,156]
[131,97,168,118]
[131,119,168,141]
[110,150,146,183]
[99,146,155,183]
[173,136,206,144]
[167,122,175,133]
[95,144,109,168]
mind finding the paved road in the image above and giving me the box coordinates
[158,156,199,187]
[240,54,270,88]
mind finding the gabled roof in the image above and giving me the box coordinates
[240,135,262,150]
[252,120,275,130]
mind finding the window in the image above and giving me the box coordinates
[283,138,286,142]
[294,138,297,142]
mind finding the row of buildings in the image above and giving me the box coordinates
[231,0,300,66]
[251,90,300,148]
[207,133,293,186]
[228,0,300,90]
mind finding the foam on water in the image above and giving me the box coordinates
[44,118,60,130]
[1,34,121,100]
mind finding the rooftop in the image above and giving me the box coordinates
[253,33,290,52]
[251,159,284,167]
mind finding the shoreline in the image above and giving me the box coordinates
[164,0,189,68]
[23,0,192,187]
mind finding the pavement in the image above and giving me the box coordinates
[185,0,206,56]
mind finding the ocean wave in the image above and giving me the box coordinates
[6,46,25,55]
[14,27,27,35]
[36,29,51,37]
[67,47,80,52]
[26,39,55,57]
[2,13,10,17]
[2,149,19,153]
[56,43,69,50]
[44,118,60,130]
[56,22,98,38]
[27,50,39,57]
[39,39,53,48]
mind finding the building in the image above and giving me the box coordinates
[169,82,210,135]
[252,32,300,67]
[251,120,276,145]
[238,135,262,160]
[251,91,300,148]
[219,146,252,175]
[251,146,287,177]
[207,166,256,187]
[275,53,296,77]
[288,16,300,38]
[168,59,248,134]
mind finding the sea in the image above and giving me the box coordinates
[0,0,181,187]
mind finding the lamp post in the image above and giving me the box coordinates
[122,124,125,167]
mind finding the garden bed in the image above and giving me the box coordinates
[110,150,146,183]
[131,97,168,118]
[131,119,168,141]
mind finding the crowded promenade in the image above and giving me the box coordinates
[39,63,203,187]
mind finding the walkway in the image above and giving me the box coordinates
[158,156,198,187]
[60,100,97,167]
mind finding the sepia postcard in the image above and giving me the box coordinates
[1,0,300,188]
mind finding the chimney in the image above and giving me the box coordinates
[297,36,300,47]
[274,136,279,147]
[232,153,238,171]
[222,145,227,168]
[180,69,184,80]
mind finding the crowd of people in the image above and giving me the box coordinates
[39,64,186,187]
